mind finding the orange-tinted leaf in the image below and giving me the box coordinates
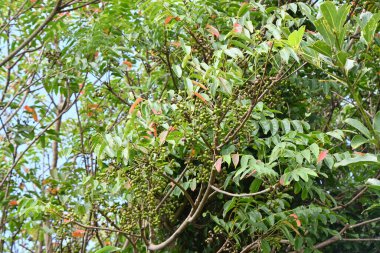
[63,219,71,223]
[123,60,132,70]
[206,24,220,38]
[105,241,111,246]
[149,122,157,137]
[170,41,181,47]
[129,97,143,114]
[233,23,242,33]
[214,157,223,173]
[9,200,18,206]
[48,187,59,195]
[25,105,38,121]
[190,148,196,157]
[164,16,173,25]
[72,229,85,238]
[174,17,181,21]
[194,92,208,105]
[354,151,366,156]
[317,150,328,163]
[289,213,301,227]
[192,80,208,90]
[168,126,176,132]
[232,154,239,168]
[24,105,34,113]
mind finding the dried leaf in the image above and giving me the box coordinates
[194,92,208,105]
[214,157,223,173]
[191,80,208,90]
[232,153,239,168]
[206,24,220,38]
[159,130,169,145]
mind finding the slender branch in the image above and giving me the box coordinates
[162,174,195,209]
[314,217,380,250]
[0,0,63,68]
[211,184,276,198]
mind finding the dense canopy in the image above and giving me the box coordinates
[0,0,379,252]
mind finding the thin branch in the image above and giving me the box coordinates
[162,174,195,209]
[314,217,380,250]
[211,184,276,198]
[0,0,63,68]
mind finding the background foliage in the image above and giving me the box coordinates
[0,0,379,252]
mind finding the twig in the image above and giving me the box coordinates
[211,184,276,198]
[0,0,63,68]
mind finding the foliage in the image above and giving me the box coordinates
[0,0,379,252]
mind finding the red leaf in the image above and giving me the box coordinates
[129,97,143,114]
[206,24,220,38]
[214,158,223,173]
[232,154,239,168]
[164,16,173,25]
[123,60,132,70]
[233,23,242,33]
[72,229,85,238]
[317,150,328,163]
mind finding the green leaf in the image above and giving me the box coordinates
[172,65,182,78]
[224,47,244,59]
[95,246,121,253]
[185,77,194,96]
[309,143,319,160]
[320,2,337,29]
[335,154,378,167]
[261,239,271,253]
[362,13,380,45]
[287,26,305,50]
[310,41,332,57]
[373,111,380,133]
[350,135,368,149]
[345,118,371,138]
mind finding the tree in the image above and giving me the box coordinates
[0,0,379,252]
